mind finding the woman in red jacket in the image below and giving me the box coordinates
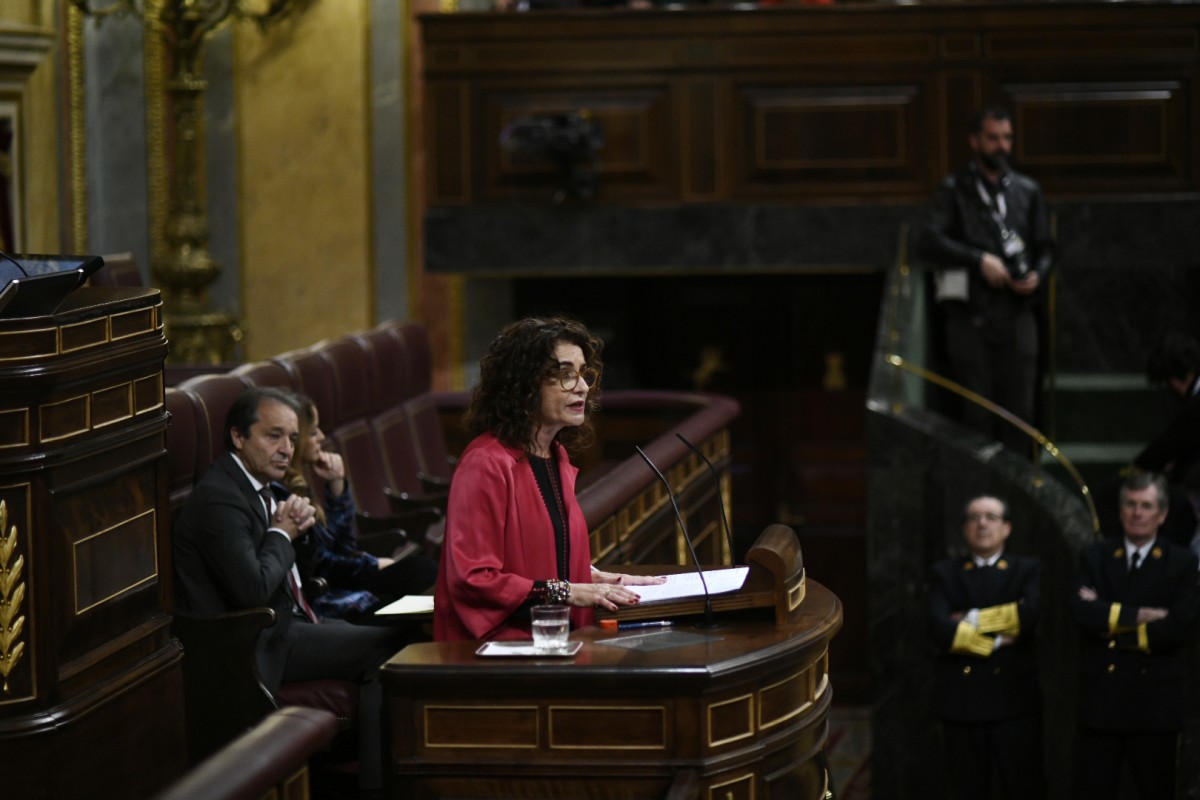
[434,316,663,641]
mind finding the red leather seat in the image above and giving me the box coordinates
[165,388,199,516]
[352,327,415,416]
[319,336,373,425]
[230,359,296,391]
[176,373,252,484]
[275,344,341,431]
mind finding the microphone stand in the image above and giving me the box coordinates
[676,433,737,565]
[635,445,718,630]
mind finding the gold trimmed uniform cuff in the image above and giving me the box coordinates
[950,620,995,657]
[1107,603,1123,635]
[1137,623,1149,652]
[977,602,1020,636]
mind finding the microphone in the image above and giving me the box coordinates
[676,433,736,566]
[635,445,717,629]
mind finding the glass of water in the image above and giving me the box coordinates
[531,605,570,653]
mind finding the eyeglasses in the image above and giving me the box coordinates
[551,365,600,391]
[966,512,1004,523]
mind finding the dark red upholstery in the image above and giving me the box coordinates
[351,327,414,415]
[176,374,253,484]
[319,337,373,425]
[403,392,455,485]
[274,680,357,724]
[230,360,295,391]
[384,321,433,395]
[329,418,392,518]
[154,707,338,800]
[276,345,340,431]
[372,405,429,497]
[166,388,199,514]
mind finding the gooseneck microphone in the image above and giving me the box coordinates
[635,445,717,629]
[675,433,737,566]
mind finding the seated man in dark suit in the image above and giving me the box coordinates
[1072,471,1199,800]
[173,387,405,791]
[929,495,1045,800]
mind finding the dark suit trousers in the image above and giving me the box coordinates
[284,617,406,790]
[1073,729,1177,800]
[943,307,1038,452]
[942,715,1045,800]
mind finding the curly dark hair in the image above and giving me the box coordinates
[465,316,604,456]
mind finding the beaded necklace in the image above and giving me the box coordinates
[529,453,570,581]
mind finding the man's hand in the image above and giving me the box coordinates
[1078,586,1098,602]
[1137,607,1169,624]
[980,253,1009,288]
[274,495,318,540]
[1009,272,1040,295]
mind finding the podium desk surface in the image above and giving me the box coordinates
[381,579,840,692]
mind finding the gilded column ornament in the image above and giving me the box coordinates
[69,0,308,363]
[0,501,26,696]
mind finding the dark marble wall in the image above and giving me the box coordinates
[1053,199,1200,374]
[428,196,1200,378]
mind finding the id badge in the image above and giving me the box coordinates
[1001,230,1025,259]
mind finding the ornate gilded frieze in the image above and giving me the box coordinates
[0,500,27,696]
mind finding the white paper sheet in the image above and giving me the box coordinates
[374,595,435,615]
[630,566,749,604]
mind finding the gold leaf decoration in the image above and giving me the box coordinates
[0,501,28,695]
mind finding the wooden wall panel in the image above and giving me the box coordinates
[420,4,1200,206]
[1006,82,1189,191]
[731,84,928,198]
[479,84,677,201]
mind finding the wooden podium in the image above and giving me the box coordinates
[381,527,840,800]
[0,287,186,796]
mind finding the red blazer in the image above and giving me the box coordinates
[434,432,594,641]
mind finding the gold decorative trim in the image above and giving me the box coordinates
[110,306,157,340]
[758,667,813,731]
[145,0,167,270]
[0,500,27,696]
[0,408,30,450]
[61,316,110,353]
[39,393,91,443]
[72,508,158,615]
[134,373,165,413]
[708,771,755,800]
[788,568,806,611]
[547,704,667,750]
[91,382,134,428]
[0,326,62,361]
[707,692,755,748]
[67,4,89,251]
[422,704,540,749]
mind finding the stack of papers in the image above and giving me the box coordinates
[631,566,749,603]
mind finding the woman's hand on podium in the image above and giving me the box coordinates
[573,569,668,611]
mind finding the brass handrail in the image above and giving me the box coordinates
[884,353,1101,537]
